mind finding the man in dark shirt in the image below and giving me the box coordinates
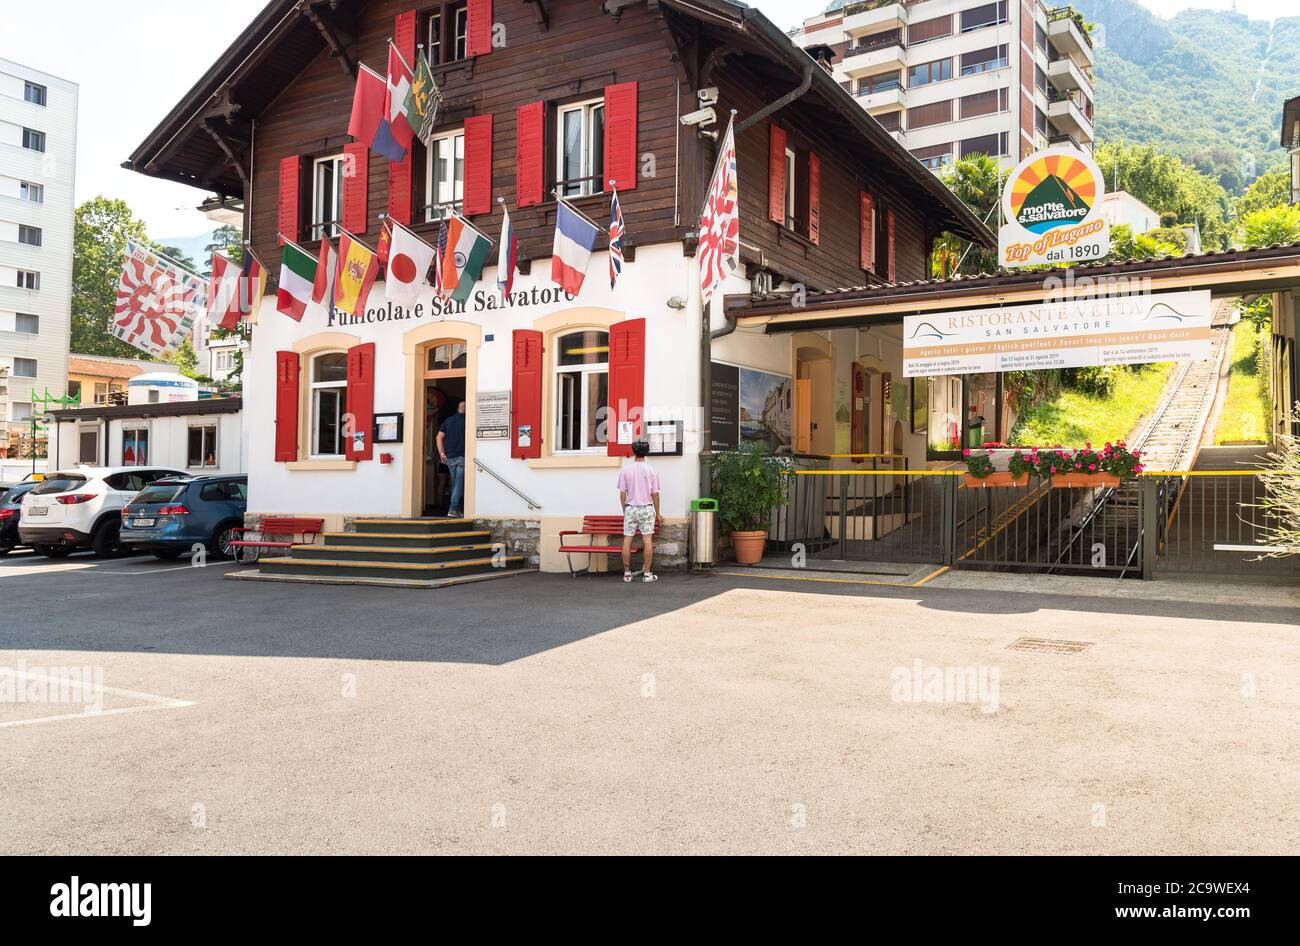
[436,400,467,519]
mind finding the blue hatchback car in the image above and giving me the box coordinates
[120,475,248,560]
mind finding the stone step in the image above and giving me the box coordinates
[290,542,497,564]
[321,529,493,549]
[349,517,475,535]
[256,554,525,581]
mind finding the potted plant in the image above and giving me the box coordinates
[1038,443,1142,487]
[713,443,794,565]
[962,447,1034,487]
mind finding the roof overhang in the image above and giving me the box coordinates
[1282,95,1300,148]
[725,243,1300,332]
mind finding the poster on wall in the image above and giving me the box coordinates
[902,290,1213,378]
[998,148,1109,268]
[475,390,510,439]
[709,362,792,453]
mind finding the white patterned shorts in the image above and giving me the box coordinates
[623,505,657,536]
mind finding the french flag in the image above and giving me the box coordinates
[550,201,600,295]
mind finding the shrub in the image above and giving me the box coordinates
[712,442,794,534]
[1255,408,1300,558]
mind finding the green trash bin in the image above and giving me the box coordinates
[690,498,718,566]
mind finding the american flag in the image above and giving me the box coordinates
[434,218,449,297]
[698,118,739,306]
[608,188,625,291]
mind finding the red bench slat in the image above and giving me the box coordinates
[557,514,659,575]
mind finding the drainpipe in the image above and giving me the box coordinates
[734,61,815,135]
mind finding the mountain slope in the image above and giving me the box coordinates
[1072,0,1300,194]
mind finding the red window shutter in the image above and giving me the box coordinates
[466,0,493,57]
[394,9,417,64]
[278,156,300,244]
[516,101,545,208]
[808,152,821,245]
[511,329,543,459]
[606,318,646,458]
[274,351,300,463]
[345,342,376,462]
[603,82,637,192]
[860,191,875,273]
[462,114,493,216]
[768,124,787,224]
[342,142,369,233]
[887,207,896,282]
[388,156,412,226]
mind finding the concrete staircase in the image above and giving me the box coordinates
[230,518,529,588]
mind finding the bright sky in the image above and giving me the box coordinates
[2,0,1293,242]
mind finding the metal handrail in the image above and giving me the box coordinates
[473,457,542,510]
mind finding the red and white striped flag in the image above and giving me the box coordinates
[698,118,739,306]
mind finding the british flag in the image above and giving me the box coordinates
[608,188,625,291]
[113,241,205,357]
[698,119,739,306]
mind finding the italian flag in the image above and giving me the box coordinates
[276,241,317,321]
[440,214,491,305]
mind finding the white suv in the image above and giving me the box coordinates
[19,466,184,558]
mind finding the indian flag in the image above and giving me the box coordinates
[276,241,317,321]
[440,214,491,305]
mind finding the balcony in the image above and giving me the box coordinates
[1047,8,1095,67]
[1047,56,1091,93]
[843,0,907,37]
[857,85,906,115]
[842,30,906,75]
[1048,90,1094,142]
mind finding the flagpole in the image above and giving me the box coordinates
[334,225,380,256]
[551,189,608,234]
[378,213,441,254]
[387,37,414,75]
[143,242,204,281]
[698,111,737,223]
[448,210,497,247]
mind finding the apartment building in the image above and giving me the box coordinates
[795,1,1095,172]
[0,58,77,458]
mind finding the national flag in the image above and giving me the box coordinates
[377,218,392,267]
[385,222,436,307]
[440,214,492,305]
[698,118,740,305]
[207,252,242,330]
[312,237,337,308]
[348,62,406,163]
[333,233,380,317]
[433,219,449,297]
[239,251,266,321]
[115,240,206,357]
[276,242,317,321]
[551,200,600,295]
[386,43,415,153]
[609,189,625,291]
[497,206,518,297]
[405,50,442,148]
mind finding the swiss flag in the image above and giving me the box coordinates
[386,44,414,152]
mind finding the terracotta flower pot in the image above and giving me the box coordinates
[963,472,1030,488]
[1050,473,1121,488]
[729,530,768,565]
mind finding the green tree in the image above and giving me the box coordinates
[1235,204,1300,250]
[1094,141,1231,250]
[1235,169,1293,219]
[931,153,1007,277]
[1106,223,1179,262]
[204,225,242,274]
[71,197,155,358]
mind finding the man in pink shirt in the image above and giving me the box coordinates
[617,440,662,582]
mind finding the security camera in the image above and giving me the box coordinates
[680,106,717,128]
[697,87,719,106]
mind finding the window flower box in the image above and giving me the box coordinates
[963,471,1030,488]
[1049,473,1120,488]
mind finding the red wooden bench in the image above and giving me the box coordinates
[229,516,324,564]
[558,514,660,577]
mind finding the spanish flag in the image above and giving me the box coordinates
[333,233,379,317]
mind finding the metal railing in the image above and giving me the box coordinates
[474,457,542,510]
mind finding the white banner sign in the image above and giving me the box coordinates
[902,290,1213,378]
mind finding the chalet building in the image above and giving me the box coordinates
[127,0,989,572]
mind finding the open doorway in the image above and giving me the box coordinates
[422,340,468,516]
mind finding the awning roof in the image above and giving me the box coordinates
[725,242,1300,331]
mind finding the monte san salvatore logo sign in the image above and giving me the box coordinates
[998,148,1110,268]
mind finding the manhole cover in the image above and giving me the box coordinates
[1007,637,1092,655]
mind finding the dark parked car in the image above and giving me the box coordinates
[120,475,248,560]
[0,482,39,555]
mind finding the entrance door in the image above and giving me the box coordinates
[422,341,468,516]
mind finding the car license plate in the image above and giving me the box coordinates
[28,506,47,517]
[131,518,156,527]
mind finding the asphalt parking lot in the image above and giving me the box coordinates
[2,549,1298,854]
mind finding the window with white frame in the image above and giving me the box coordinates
[187,424,218,468]
[122,427,149,466]
[557,99,605,198]
[18,225,41,246]
[94,382,108,404]
[11,402,32,422]
[21,128,45,152]
[16,269,39,290]
[783,147,797,230]
[78,426,99,464]
[12,357,36,378]
[310,352,349,458]
[24,81,46,106]
[19,181,43,203]
[15,313,38,334]
[424,129,464,222]
[426,3,468,66]
[214,349,234,373]
[554,330,610,452]
[311,154,345,240]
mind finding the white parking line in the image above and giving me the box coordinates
[0,670,194,729]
